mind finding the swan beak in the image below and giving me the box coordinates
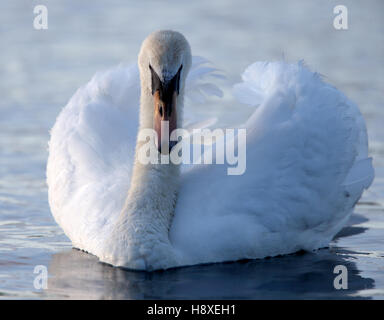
[150,64,182,154]
[153,90,178,154]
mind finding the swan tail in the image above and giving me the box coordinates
[343,158,375,201]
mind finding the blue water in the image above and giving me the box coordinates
[0,0,383,299]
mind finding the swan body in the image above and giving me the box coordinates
[47,30,374,270]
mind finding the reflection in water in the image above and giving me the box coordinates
[46,224,374,300]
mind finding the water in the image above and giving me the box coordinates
[0,0,383,299]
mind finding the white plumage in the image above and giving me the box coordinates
[47,30,374,270]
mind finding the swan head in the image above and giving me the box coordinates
[138,30,192,153]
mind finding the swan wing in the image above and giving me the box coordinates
[183,56,223,128]
[47,64,140,250]
[171,61,374,266]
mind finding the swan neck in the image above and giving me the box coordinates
[121,84,184,236]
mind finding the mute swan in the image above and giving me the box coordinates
[47,30,374,271]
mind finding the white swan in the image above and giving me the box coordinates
[47,30,374,271]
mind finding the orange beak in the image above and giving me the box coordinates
[153,90,178,154]
[150,64,182,154]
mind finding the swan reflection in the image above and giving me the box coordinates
[47,223,374,299]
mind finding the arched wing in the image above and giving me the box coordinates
[171,61,374,266]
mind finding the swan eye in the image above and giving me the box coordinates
[158,105,163,117]
[172,64,183,95]
[149,64,162,95]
